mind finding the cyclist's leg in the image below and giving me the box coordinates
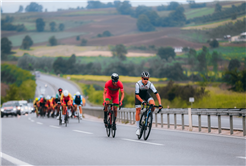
[104,94,111,124]
[112,95,119,125]
[79,105,82,118]
[62,102,67,122]
[67,100,72,117]
[148,98,155,112]
[135,96,142,131]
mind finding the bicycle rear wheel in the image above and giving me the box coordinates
[59,111,62,126]
[138,112,146,140]
[106,112,111,137]
[144,111,153,140]
[65,111,68,127]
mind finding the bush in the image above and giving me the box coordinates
[49,36,57,46]
[209,39,219,48]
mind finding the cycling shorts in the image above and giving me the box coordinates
[106,93,119,105]
[62,100,72,106]
[135,93,154,108]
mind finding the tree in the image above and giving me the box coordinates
[157,47,176,60]
[36,18,45,32]
[1,37,12,54]
[224,69,246,92]
[17,5,23,13]
[215,3,222,12]
[228,59,241,71]
[102,30,112,37]
[20,35,33,50]
[76,36,80,41]
[209,39,219,48]
[58,23,65,31]
[25,2,43,12]
[49,21,56,31]
[112,44,127,61]
[197,52,207,73]
[135,5,152,18]
[211,51,222,72]
[144,10,160,26]
[231,13,237,20]
[116,1,132,15]
[49,36,57,46]
[114,1,121,8]
[81,38,87,46]
[167,2,180,10]
[137,14,155,32]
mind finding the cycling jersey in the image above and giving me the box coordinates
[73,95,83,105]
[104,80,124,96]
[135,80,157,107]
[45,99,53,107]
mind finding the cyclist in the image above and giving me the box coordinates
[33,97,39,116]
[73,92,84,120]
[45,95,53,117]
[56,88,63,119]
[50,95,57,117]
[60,90,73,123]
[103,73,124,130]
[37,95,46,116]
[135,71,163,136]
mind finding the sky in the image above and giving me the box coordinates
[0,0,238,13]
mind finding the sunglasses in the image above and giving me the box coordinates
[112,80,118,83]
[142,77,149,80]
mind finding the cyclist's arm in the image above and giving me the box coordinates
[135,94,144,103]
[120,90,124,104]
[155,93,162,105]
[80,95,83,106]
[135,82,143,103]
[103,88,107,102]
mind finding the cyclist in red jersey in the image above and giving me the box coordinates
[103,73,124,130]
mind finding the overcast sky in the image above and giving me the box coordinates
[0,0,236,13]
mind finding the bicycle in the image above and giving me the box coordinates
[138,103,162,140]
[74,105,82,123]
[104,103,121,138]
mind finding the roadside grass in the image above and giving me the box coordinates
[65,75,167,83]
[8,32,86,47]
[183,15,246,30]
[185,7,214,19]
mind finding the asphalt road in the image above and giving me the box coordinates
[1,114,245,165]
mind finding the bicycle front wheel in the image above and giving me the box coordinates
[144,112,153,140]
[111,113,116,138]
[106,112,111,137]
[138,112,146,140]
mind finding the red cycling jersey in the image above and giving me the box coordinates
[104,80,124,96]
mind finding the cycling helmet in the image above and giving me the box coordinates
[141,71,150,78]
[39,95,43,98]
[35,97,38,101]
[46,95,51,100]
[111,73,119,82]
[58,88,63,92]
[76,92,80,96]
[63,90,69,97]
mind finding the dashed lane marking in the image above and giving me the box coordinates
[237,156,246,159]
[122,138,163,146]
[0,152,33,166]
[50,125,60,129]
[36,122,43,125]
[73,130,93,135]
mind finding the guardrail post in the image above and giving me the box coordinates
[133,112,135,124]
[208,114,211,133]
[124,112,126,123]
[126,112,129,124]
[161,113,163,128]
[129,111,132,124]
[218,114,221,134]
[167,113,170,128]
[174,113,177,129]
[155,113,157,127]
[198,114,201,132]
[188,108,192,131]
[230,115,233,135]
[181,113,184,130]
[243,115,246,136]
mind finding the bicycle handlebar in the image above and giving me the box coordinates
[103,103,122,110]
[141,103,162,113]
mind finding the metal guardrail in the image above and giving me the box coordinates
[83,107,246,136]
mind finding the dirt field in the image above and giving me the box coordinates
[12,45,155,57]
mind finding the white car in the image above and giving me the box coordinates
[19,100,29,115]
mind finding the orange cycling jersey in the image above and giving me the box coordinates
[61,93,73,102]
[45,99,53,107]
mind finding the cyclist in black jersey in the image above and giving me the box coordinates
[135,71,163,136]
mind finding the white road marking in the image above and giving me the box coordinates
[30,120,34,122]
[0,152,33,166]
[122,138,163,146]
[237,156,246,159]
[50,125,60,129]
[73,130,93,135]
[28,117,31,120]
[36,122,43,125]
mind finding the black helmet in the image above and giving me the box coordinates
[141,71,150,78]
[58,88,63,92]
[111,73,119,82]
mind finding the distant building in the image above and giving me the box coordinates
[174,47,183,53]
[239,32,246,39]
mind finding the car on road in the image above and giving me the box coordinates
[19,100,29,115]
[28,103,35,113]
[1,101,22,117]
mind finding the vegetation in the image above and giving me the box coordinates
[49,36,57,46]
[1,37,12,54]
[97,30,113,37]
[36,18,45,32]
[20,35,33,50]
[25,2,43,12]
[111,44,127,61]
[1,15,26,32]
[1,64,36,104]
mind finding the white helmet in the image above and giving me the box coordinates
[76,92,80,96]
[46,95,50,100]
[63,90,69,97]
